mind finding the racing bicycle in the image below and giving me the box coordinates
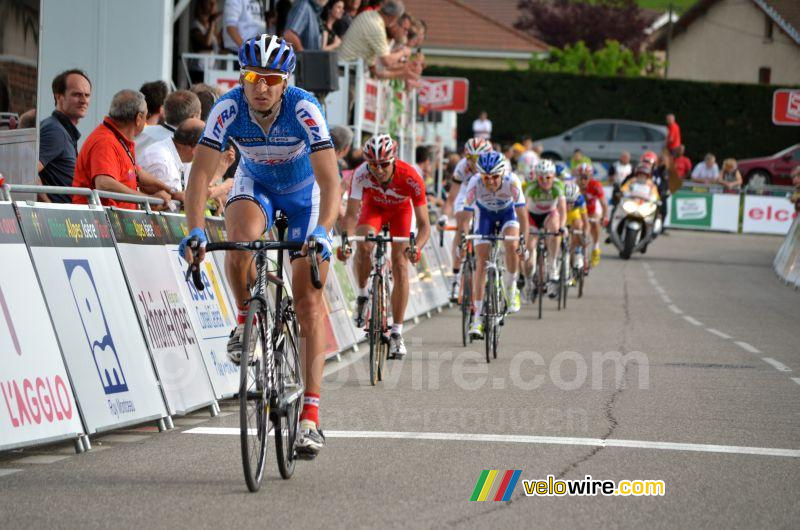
[341,227,416,386]
[187,217,323,492]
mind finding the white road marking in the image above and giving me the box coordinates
[706,328,733,340]
[791,378,800,386]
[0,469,21,477]
[683,316,704,326]
[659,294,672,304]
[654,285,666,294]
[735,341,762,354]
[668,305,683,314]
[12,455,70,465]
[183,427,800,458]
[761,358,792,372]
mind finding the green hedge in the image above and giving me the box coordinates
[425,66,800,161]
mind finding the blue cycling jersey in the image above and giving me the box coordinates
[199,85,333,194]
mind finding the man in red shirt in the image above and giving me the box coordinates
[665,113,681,155]
[673,144,692,179]
[72,89,177,209]
[339,134,430,359]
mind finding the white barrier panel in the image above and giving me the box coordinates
[0,202,85,451]
[334,248,366,344]
[158,213,240,399]
[15,204,168,433]
[665,190,739,232]
[107,210,217,415]
[741,194,797,235]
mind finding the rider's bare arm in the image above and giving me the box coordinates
[184,144,223,259]
[341,197,361,234]
[413,204,431,248]
[310,148,341,232]
[515,204,529,245]
[557,196,567,230]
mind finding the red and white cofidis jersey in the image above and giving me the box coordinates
[349,160,427,209]
[583,178,605,214]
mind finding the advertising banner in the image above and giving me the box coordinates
[741,194,797,235]
[16,204,168,433]
[157,213,239,398]
[666,190,739,232]
[0,203,85,450]
[206,217,237,303]
[320,249,358,353]
[107,209,217,415]
[334,247,366,344]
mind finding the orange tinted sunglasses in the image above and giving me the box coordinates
[241,70,287,86]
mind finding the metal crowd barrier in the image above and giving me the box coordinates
[0,184,454,454]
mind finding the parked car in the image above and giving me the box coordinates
[535,119,667,163]
[737,144,800,187]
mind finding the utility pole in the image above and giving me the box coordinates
[665,2,674,78]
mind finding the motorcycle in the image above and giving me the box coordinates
[608,184,661,260]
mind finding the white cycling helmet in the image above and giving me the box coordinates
[464,137,492,156]
[534,159,556,177]
[565,181,580,203]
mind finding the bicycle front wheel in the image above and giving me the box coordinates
[537,252,545,320]
[274,313,302,480]
[484,269,496,364]
[240,299,269,492]
[377,278,388,382]
[461,262,472,347]
[369,273,383,386]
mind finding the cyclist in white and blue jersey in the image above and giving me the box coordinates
[463,152,528,338]
[180,34,339,458]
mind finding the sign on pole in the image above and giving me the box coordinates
[418,77,469,113]
[772,89,800,126]
[0,202,85,451]
[16,204,168,433]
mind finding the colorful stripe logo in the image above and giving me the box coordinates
[470,470,522,501]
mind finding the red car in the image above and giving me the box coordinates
[737,144,800,186]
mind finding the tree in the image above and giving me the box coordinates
[525,40,664,77]
[515,0,650,51]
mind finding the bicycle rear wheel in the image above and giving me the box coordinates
[377,278,388,382]
[240,299,269,493]
[274,312,302,480]
[484,269,496,364]
[537,252,545,320]
[369,273,383,386]
[461,261,472,347]
[558,253,567,311]
[577,266,585,298]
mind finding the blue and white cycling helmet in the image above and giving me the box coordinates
[554,161,570,179]
[477,152,507,176]
[239,34,296,74]
[565,180,580,203]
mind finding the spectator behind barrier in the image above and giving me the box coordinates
[330,125,354,173]
[717,158,743,192]
[665,113,681,155]
[691,153,720,184]
[139,80,170,125]
[334,0,361,37]
[190,83,220,121]
[472,111,491,140]
[72,89,178,210]
[189,0,222,84]
[791,167,800,214]
[673,144,692,180]
[136,90,201,153]
[338,0,407,70]
[321,0,345,51]
[570,148,591,171]
[139,118,206,210]
[222,0,266,52]
[38,69,92,203]
[284,0,325,51]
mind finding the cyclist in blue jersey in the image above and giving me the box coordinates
[180,34,340,459]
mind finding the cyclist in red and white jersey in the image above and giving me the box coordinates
[339,134,430,358]
[440,138,492,301]
[575,162,608,267]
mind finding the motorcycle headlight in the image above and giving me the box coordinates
[638,202,657,217]
[622,201,638,214]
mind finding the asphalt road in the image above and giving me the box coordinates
[2,231,799,529]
